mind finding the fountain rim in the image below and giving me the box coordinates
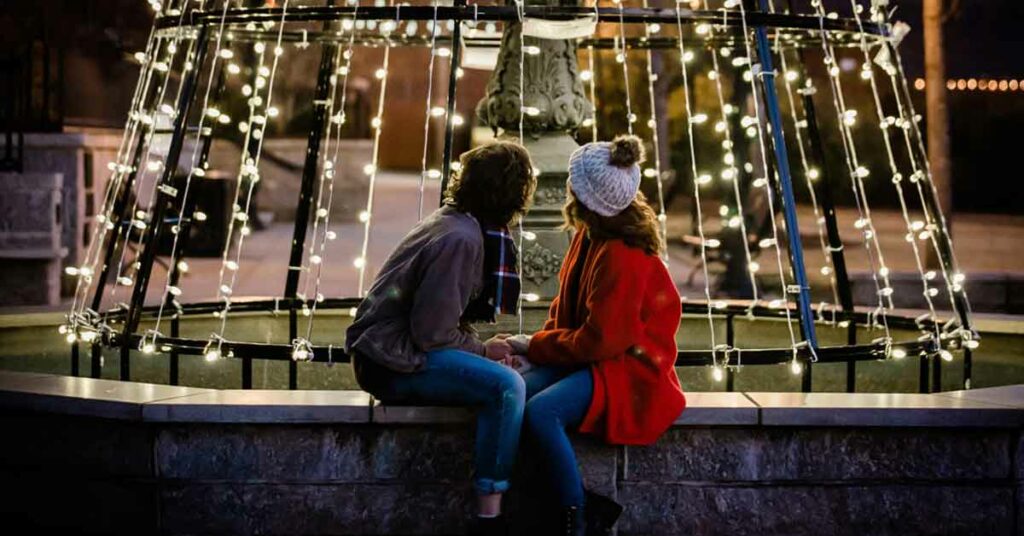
[75,297,946,368]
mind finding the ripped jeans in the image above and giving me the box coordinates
[357,348,526,495]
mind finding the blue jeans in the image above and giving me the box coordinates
[366,348,526,495]
[522,365,594,508]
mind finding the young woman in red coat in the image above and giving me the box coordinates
[506,135,686,535]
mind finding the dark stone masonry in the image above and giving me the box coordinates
[1,371,1023,535]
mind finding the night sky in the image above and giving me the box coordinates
[895,0,1024,80]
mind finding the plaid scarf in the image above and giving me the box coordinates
[462,225,521,323]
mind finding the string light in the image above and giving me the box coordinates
[735,0,805,365]
[810,0,893,344]
[356,13,394,297]
[418,3,441,221]
[209,0,292,359]
[641,0,668,258]
[701,0,760,307]
[675,2,723,379]
[847,0,943,351]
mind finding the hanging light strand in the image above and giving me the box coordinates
[356,23,394,297]
[810,1,893,341]
[151,0,234,341]
[417,3,441,221]
[734,0,804,365]
[675,1,722,375]
[210,0,292,357]
[766,1,841,319]
[640,0,668,258]
[846,0,944,349]
[863,1,974,335]
[68,23,161,322]
[615,0,635,134]
[700,0,760,307]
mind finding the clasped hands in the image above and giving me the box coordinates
[483,333,531,371]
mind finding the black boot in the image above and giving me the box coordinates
[584,490,624,536]
[469,514,509,536]
[561,506,585,536]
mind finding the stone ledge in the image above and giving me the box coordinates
[3,371,1024,429]
[142,390,372,423]
[936,384,1024,409]
[673,392,759,426]
[749,392,1024,427]
[0,371,212,420]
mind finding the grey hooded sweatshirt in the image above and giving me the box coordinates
[345,205,486,373]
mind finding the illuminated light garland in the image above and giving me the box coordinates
[209,0,292,359]
[583,42,598,142]
[356,14,394,297]
[514,0,527,335]
[865,1,975,351]
[700,0,760,308]
[674,1,723,379]
[614,0,636,134]
[67,23,162,327]
[296,3,362,354]
[417,3,441,221]
[109,6,206,312]
[810,0,893,343]
[735,0,807,370]
[767,6,841,319]
[846,0,943,353]
[149,0,234,349]
[641,0,669,258]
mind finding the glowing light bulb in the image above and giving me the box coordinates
[205,349,220,362]
[524,45,541,56]
[790,360,803,375]
[430,107,445,117]
[375,68,387,79]
[523,293,540,302]
[940,349,954,362]
[712,366,724,382]
[690,113,708,124]
[579,70,593,81]
[890,347,907,359]
[353,257,366,268]
[142,343,155,354]
[358,211,370,223]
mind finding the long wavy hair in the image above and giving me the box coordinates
[563,188,664,256]
[445,141,536,227]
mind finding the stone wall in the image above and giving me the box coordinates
[1,372,1023,535]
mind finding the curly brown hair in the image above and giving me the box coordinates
[445,141,536,227]
[563,188,664,256]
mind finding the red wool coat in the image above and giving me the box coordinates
[527,232,686,445]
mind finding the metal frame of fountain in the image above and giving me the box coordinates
[59,0,978,394]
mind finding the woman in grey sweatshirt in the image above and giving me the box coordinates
[346,141,535,535]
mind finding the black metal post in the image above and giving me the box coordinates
[170,316,180,385]
[438,0,465,204]
[119,28,211,381]
[91,342,102,378]
[919,354,929,394]
[963,347,972,390]
[932,354,942,393]
[70,341,79,376]
[725,314,735,392]
[802,92,857,392]
[749,0,819,354]
[282,32,338,391]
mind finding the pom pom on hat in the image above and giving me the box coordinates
[568,135,645,217]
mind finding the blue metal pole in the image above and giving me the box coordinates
[751,0,818,349]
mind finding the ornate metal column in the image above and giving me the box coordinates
[476,0,592,327]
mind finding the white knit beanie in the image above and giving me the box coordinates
[568,135,645,217]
